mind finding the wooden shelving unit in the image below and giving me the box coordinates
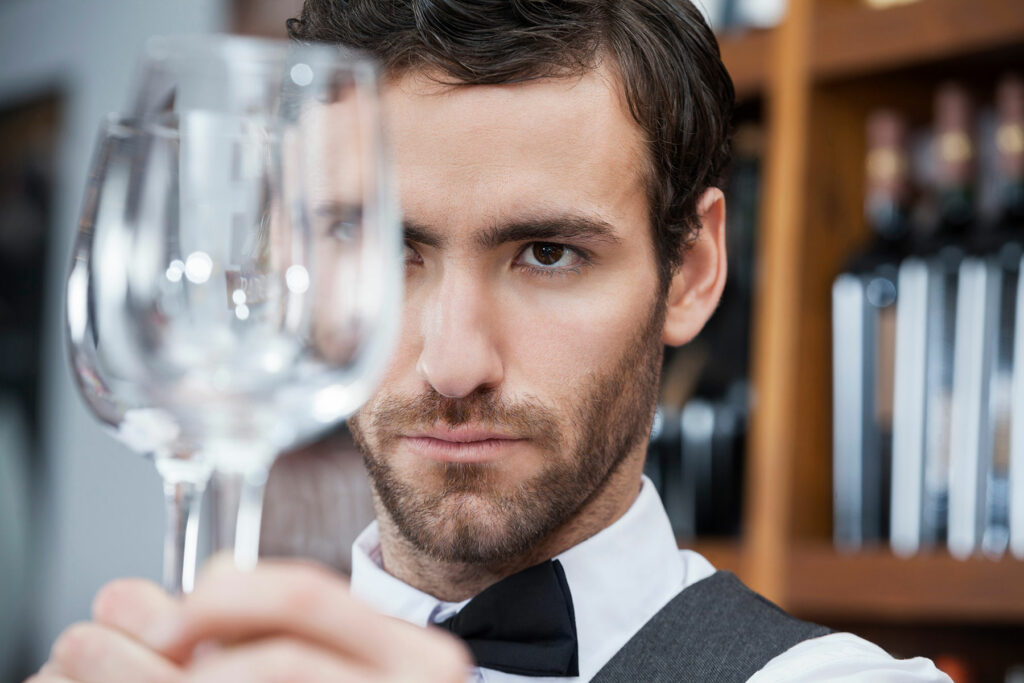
[721,0,1024,96]
[787,545,1024,623]
[718,0,1024,673]
[812,0,1024,82]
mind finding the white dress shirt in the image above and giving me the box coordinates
[350,477,951,682]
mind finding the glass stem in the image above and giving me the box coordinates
[210,457,272,571]
[156,457,210,595]
[233,466,269,570]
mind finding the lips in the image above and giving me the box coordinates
[402,426,525,463]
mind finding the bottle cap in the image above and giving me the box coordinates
[934,82,974,187]
[996,74,1024,180]
[866,109,908,189]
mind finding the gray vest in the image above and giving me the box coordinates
[592,571,831,682]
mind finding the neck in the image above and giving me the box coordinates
[373,452,647,602]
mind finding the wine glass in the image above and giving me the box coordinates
[67,115,212,594]
[77,36,401,571]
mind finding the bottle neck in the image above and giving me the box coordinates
[936,183,975,237]
[932,83,974,238]
[995,83,1024,226]
[998,178,1024,226]
[867,195,910,244]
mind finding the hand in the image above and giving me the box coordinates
[160,557,472,682]
[32,558,472,683]
[28,578,183,682]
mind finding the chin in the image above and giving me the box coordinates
[417,500,528,563]
[387,471,563,564]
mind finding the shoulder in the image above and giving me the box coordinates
[750,632,953,683]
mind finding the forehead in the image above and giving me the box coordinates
[381,64,651,235]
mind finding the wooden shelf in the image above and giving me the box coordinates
[718,0,1024,98]
[719,29,772,99]
[785,545,1024,623]
[813,0,1024,83]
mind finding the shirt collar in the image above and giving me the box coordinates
[350,476,685,680]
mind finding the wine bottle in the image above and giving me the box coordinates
[834,110,909,549]
[983,74,1024,559]
[891,84,977,556]
[993,76,1024,233]
[942,82,1010,560]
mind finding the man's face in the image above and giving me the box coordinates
[349,65,666,564]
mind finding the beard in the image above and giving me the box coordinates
[349,296,665,565]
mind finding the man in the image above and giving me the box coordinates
[34,1,950,681]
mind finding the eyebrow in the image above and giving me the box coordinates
[402,215,624,250]
[403,220,445,248]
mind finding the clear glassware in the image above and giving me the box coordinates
[67,116,212,594]
[72,36,401,572]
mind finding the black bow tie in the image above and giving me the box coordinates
[436,559,579,677]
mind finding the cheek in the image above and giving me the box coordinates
[499,283,654,392]
[358,279,448,414]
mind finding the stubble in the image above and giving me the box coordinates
[349,295,666,565]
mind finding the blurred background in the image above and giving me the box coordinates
[1,0,1022,681]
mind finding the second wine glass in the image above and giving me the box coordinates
[67,115,212,594]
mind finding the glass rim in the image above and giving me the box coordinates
[100,112,176,138]
[143,33,379,76]
[98,111,284,142]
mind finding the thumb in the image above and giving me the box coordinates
[92,578,181,651]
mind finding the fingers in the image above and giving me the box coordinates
[183,637,375,683]
[91,577,179,642]
[150,558,470,679]
[31,579,181,683]
[184,636,470,683]
[151,559,379,660]
[45,621,182,683]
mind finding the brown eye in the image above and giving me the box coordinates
[517,242,587,274]
[532,243,565,266]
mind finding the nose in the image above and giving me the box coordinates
[416,268,504,398]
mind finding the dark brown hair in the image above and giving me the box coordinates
[287,0,734,288]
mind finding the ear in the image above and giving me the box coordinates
[662,187,728,347]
